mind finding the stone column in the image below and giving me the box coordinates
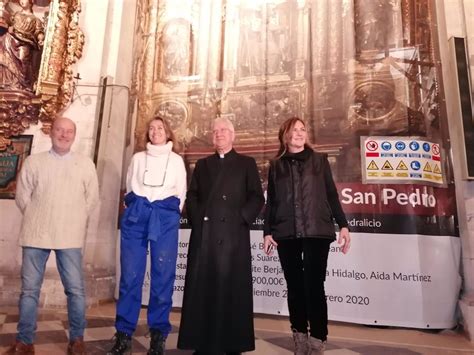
[436,0,474,341]
[0,0,138,308]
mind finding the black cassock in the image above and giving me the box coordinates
[178,149,264,353]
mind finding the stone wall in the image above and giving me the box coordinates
[0,0,137,307]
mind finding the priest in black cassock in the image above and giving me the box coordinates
[178,117,265,354]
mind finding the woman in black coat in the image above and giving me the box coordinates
[263,117,351,355]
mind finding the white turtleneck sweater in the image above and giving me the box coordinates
[127,141,187,210]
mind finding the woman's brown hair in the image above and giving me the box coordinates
[146,116,178,152]
[276,117,310,158]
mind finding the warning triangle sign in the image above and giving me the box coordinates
[433,164,441,174]
[381,160,393,170]
[423,162,432,172]
[396,161,408,170]
[367,160,379,170]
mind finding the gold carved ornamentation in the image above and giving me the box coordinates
[130,0,441,180]
[0,0,84,150]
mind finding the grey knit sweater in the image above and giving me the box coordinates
[15,151,99,249]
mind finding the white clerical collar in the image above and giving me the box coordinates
[217,148,233,159]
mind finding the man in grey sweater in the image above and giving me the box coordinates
[6,117,99,355]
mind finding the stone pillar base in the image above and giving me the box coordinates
[460,293,474,342]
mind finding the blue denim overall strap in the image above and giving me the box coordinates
[123,192,180,241]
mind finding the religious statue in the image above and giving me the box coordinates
[0,0,84,151]
[266,6,288,75]
[0,0,44,92]
[354,0,397,56]
[238,8,264,77]
[160,19,191,79]
[0,0,10,30]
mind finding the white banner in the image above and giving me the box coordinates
[126,229,461,329]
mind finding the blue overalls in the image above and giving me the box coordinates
[115,192,180,336]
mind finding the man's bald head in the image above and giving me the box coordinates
[52,117,76,133]
[50,117,76,155]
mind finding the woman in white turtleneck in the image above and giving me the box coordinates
[109,117,186,355]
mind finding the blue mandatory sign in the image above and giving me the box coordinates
[409,141,420,151]
[411,161,421,171]
[381,141,392,150]
[422,142,431,152]
[395,141,406,151]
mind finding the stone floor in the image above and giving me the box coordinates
[0,303,473,354]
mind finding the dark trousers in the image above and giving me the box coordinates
[277,238,331,341]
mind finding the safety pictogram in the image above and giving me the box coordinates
[367,160,379,170]
[381,160,393,170]
[411,161,421,170]
[423,162,432,172]
[396,161,408,170]
[381,141,392,150]
[366,140,378,151]
[409,141,420,151]
[433,164,441,174]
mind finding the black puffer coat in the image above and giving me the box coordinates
[263,147,348,240]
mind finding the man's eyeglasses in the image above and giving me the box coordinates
[212,128,231,135]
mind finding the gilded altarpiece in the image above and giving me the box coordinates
[0,0,84,151]
[131,0,448,184]
[130,1,462,327]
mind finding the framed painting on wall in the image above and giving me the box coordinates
[0,135,33,199]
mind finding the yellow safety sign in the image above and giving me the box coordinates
[381,160,393,170]
[367,160,379,170]
[396,161,408,170]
